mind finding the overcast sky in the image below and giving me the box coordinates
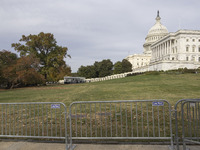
[1,0,200,72]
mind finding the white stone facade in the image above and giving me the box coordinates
[126,11,200,72]
[126,54,151,69]
[150,30,200,71]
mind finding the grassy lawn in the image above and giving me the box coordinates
[0,73,200,106]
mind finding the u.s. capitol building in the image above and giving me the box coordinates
[126,11,200,72]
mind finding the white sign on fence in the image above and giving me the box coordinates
[152,101,164,106]
[51,104,60,109]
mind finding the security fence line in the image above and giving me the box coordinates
[69,100,174,149]
[0,102,70,150]
[0,99,200,150]
[174,99,200,150]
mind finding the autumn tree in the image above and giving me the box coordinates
[11,32,71,81]
[0,50,45,88]
[14,55,45,86]
[0,50,18,88]
[48,62,71,81]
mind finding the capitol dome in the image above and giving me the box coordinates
[143,11,169,54]
[147,11,168,38]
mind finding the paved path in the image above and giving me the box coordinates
[0,141,199,150]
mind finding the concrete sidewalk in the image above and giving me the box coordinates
[0,141,199,150]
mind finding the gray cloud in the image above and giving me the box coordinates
[1,0,200,72]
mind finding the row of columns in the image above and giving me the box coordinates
[152,39,174,59]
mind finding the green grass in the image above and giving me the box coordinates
[0,73,199,140]
[0,73,200,105]
[0,73,200,106]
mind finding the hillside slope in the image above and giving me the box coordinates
[0,73,200,106]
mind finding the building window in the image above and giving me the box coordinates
[186,39,189,42]
[199,57,200,62]
[186,57,189,61]
[199,47,200,52]
[172,57,174,60]
[186,46,189,52]
[193,39,195,42]
[192,46,195,52]
[199,39,200,42]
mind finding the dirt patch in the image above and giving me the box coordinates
[0,89,6,91]
[0,85,70,91]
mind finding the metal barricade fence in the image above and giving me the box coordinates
[0,102,70,150]
[69,100,173,149]
[174,99,200,150]
[4,99,200,150]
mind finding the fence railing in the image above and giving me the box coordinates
[69,100,174,149]
[174,99,200,150]
[1,99,200,150]
[0,102,70,150]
